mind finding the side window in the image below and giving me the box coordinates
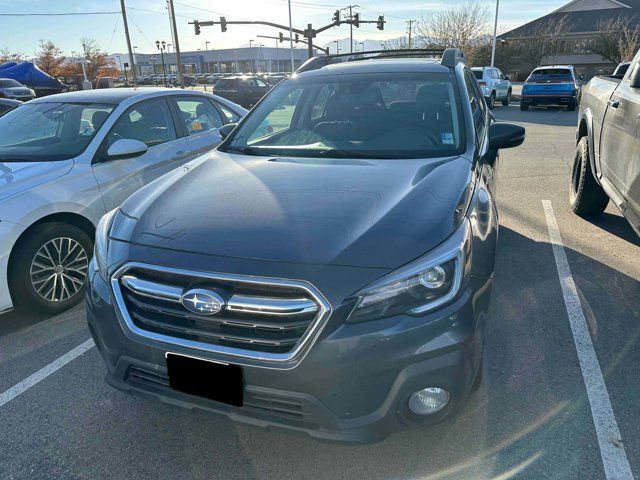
[106,99,176,148]
[497,70,505,80]
[217,103,241,123]
[248,88,302,142]
[464,71,487,142]
[175,97,224,135]
[255,78,267,87]
[310,84,337,120]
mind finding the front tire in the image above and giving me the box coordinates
[567,98,577,111]
[9,223,93,315]
[502,89,511,106]
[487,92,496,110]
[570,137,610,216]
[520,101,529,111]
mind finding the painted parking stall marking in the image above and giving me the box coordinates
[543,200,634,480]
[0,339,94,409]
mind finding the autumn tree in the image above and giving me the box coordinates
[415,1,490,51]
[382,37,410,50]
[80,37,116,83]
[590,15,640,64]
[35,40,65,77]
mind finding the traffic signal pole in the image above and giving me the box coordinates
[190,14,384,60]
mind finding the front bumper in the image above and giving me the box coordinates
[87,254,491,442]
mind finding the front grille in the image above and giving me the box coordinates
[112,263,330,361]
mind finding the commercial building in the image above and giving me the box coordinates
[499,0,640,79]
[118,46,314,76]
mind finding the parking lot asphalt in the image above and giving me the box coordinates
[1,104,639,480]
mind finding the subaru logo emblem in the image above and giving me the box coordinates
[181,289,225,315]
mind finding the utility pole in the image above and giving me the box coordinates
[287,0,295,72]
[119,0,137,86]
[491,0,500,67]
[407,19,416,49]
[167,0,185,87]
[349,5,353,53]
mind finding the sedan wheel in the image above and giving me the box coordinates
[30,237,89,302]
[9,222,93,315]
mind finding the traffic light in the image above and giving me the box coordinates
[377,15,385,30]
[193,20,201,35]
[352,13,360,28]
[294,34,300,43]
[278,32,284,43]
[220,16,227,32]
[333,10,340,22]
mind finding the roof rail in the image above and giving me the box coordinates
[295,48,449,73]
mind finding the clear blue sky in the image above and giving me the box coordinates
[0,0,569,56]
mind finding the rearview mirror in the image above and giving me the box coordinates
[219,123,238,140]
[489,122,525,150]
[106,139,148,160]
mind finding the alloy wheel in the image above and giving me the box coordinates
[29,237,89,302]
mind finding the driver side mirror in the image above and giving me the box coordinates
[219,122,238,140]
[489,122,525,150]
[504,75,510,81]
[106,139,148,160]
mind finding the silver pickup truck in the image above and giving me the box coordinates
[571,50,640,236]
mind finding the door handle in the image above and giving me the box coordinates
[608,99,620,108]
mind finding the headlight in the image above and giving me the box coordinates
[95,209,118,279]
[346,218,471,323]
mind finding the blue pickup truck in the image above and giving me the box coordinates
[521,65,582,111]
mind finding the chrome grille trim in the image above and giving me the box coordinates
[110,262,332,366]
[120,274,318,316]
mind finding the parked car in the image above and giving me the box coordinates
[86,48,525,442]
[0,98,21,116]
[213,75,271,108]
[571,49,640,236]
[0,88,246,315]
[0,78,35,102]
[471,66,512,108]
[521,65,582,111]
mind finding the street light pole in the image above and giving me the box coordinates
[156,40,167,87]
[491,0,500,67]
[334,40,340,54]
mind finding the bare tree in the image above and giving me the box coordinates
[415,1,489,51]
[35,40,65,77]
[0,48,23,64]
[507,16,570,72]
[590,15,640,64]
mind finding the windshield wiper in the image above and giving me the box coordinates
[225,146,261,156]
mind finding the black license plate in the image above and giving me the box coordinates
[166,353,243,407]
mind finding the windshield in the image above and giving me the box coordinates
[0,79,23,88]
[224,72,465,159]
[0,102,115,161]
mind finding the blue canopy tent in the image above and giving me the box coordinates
[0,62,18,70]
[0,61,65,95]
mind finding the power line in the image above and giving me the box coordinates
[0,11,119,16]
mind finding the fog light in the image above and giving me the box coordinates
[408,387,450,415]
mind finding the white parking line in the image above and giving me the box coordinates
[543,200,634,480]
[0,338,94,409]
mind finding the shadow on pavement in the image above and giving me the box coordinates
[494,105,578,127]
[584,211,640,247]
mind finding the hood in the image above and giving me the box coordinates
[0,160,74,205]
[115,152,473,269]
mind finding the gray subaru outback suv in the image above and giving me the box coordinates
[86,49,524,442]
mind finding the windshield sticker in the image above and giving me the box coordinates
[441,133,455,145]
